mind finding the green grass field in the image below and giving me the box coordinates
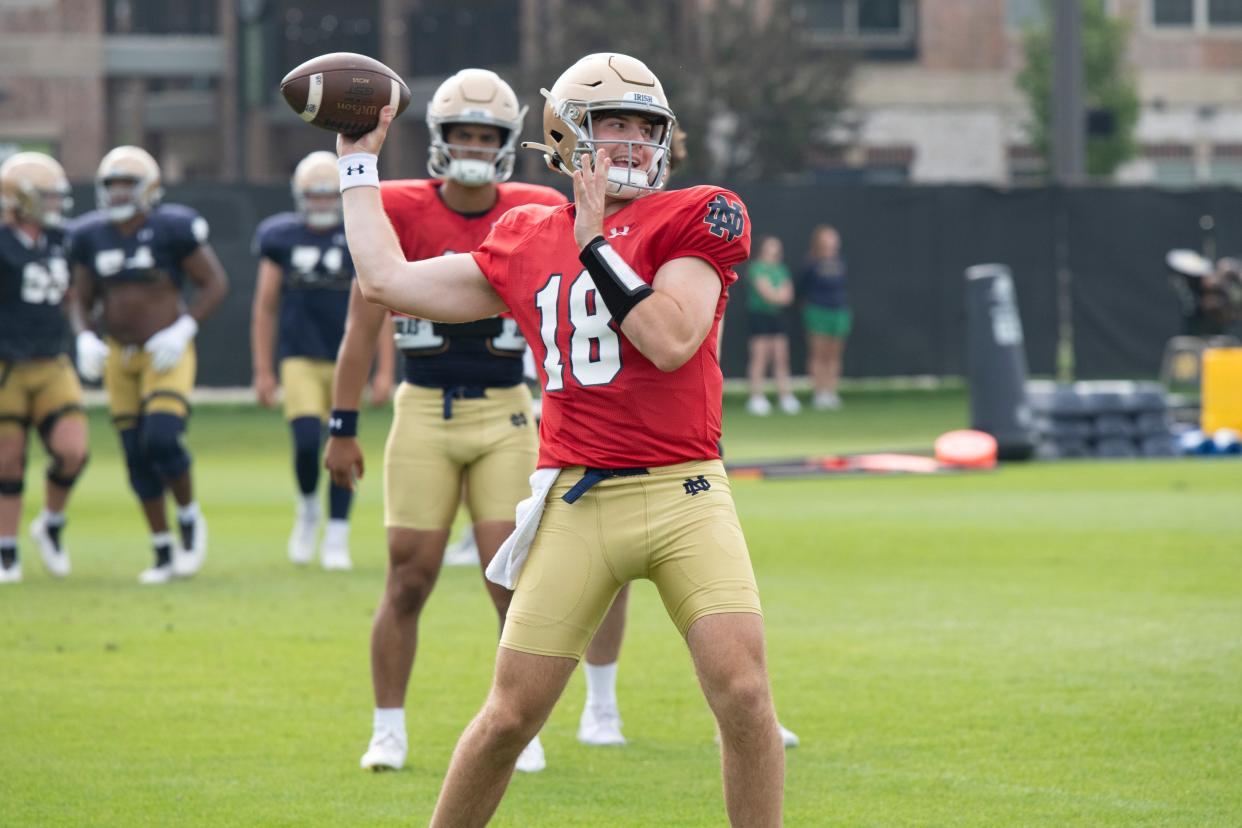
[2,390,1240,827]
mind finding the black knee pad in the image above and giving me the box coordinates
[0,477,23,496]
[120,427,164,500]
[141,413,191,481]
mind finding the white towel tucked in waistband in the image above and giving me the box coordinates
[485,467,561,589]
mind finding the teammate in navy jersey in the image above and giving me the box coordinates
[322,68,566,775]
[69,146,228,584]
[0,152,88,584]
[251,151,394,570]
[337,53,784,826]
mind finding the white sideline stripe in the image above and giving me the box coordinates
[388,78,400,110]
[597,243,647,294]
[300,73,324,122]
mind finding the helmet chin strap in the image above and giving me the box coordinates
[604,164,654,200]
[305,210,340,230]
[447,159,496,187]
[106,204,138,223]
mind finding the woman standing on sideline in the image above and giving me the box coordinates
[745,235,799,415]
[801,224,851,410]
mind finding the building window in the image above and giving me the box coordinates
[270,1,380,91]
[1152,0,1195,25]
[1007,145,1047,185]
[1152,0,1242,27]
[1145,143,1197,185]
[1210,144,1242,183]
[1006,0,1045,29]
[1208,0,1242,25]
[406,1,520,78]
[863,145,914,183]
[794,0,917,52]
[106,0,218,34]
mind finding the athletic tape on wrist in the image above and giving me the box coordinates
[338,153,380,191]
[327,409,359,438]
[579,236,653,325]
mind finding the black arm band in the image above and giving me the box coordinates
[327,409,359,438]
[579,236,654,325]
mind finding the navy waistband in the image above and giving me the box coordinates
[561,467,650,504]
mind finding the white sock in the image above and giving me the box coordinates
[41,509,66,527]
[324,519,349,542]
[298,493,318,514]
[151,531,174,547]
[584,661,619,711]
[374,707,405,733]
[176,502,200,524]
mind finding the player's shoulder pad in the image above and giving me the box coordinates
[497,181,570,208]
[67,209,108,237]
[493,200,568,234]
[155,202,210,243]
[255,211,301,239]
[673,184,749,245]
[380,178,439,206]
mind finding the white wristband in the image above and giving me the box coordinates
[338,153,380,191]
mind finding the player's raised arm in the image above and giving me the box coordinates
[335,107,505,323]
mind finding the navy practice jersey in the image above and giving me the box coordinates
[0,225,71,361]
[68,203,208,289]
[252,212,353,361]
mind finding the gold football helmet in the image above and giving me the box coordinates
[426,68,526,187]
[523,53,676,200]
[291,150,341,230]
[0,152,73,229]
[95,145,163,222]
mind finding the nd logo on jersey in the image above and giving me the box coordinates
[703,194,745,242]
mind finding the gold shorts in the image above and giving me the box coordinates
[104,339,196,427]
[383,382,537,530]
[0,356,85,437]
[500,460,762,660]
[280,357,334,421]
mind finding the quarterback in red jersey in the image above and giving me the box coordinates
[337,53,784,827]
[323,68,565,774]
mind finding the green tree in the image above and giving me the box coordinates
[1016,0,1140,178]
[525,0,853,181]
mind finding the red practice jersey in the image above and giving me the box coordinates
[473,185,751,469]
[380,179,566,260]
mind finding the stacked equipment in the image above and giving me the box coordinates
[1026,380,1178,460]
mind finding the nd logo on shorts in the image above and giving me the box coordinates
[682,475,711,496]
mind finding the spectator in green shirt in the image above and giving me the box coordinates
[745,235,799,415]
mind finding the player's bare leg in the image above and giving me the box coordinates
[824,335,845,398]
[474,518,546,771]
[472,520,515,629]
[429,648,577,827]
[579,585,628,745]
[772,336,800,414]
[361,526,448,769]
[687,612,784,827]
[0,433,26,582]
[31,415,88,577]
[371,526,450,707]
[747,337,774,416]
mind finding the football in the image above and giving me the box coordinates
[280,52,411,137]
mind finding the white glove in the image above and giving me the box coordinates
[143,314,198,373]
[75,331,109,382]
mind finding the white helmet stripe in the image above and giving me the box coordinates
[301,73,324,123]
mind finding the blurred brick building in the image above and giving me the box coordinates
[2,0,1240,186]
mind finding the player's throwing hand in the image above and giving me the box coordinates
[337,105,397,158]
